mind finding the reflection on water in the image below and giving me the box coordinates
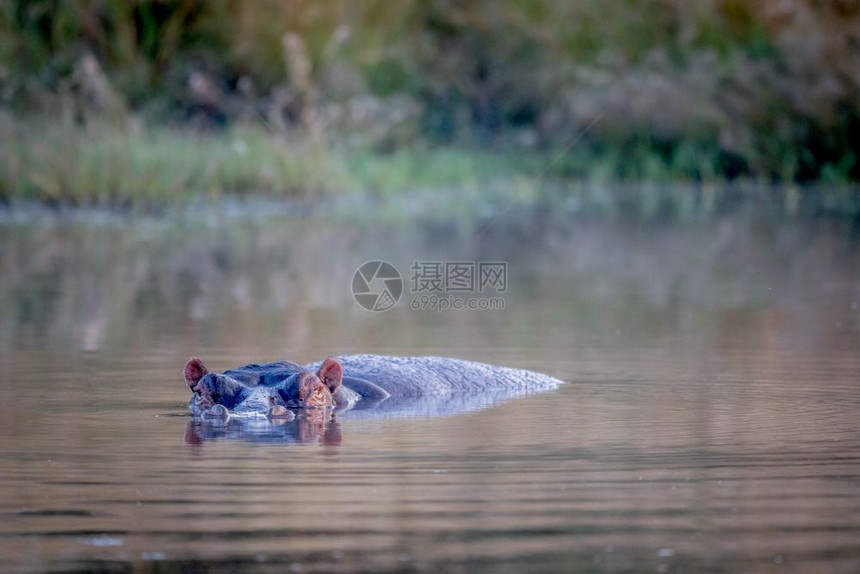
[185,411,344,446]
[0,204,859,572]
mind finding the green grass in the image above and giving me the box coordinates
[0,119,542,206]
[0,118,717,205]
[0,120,353,206]
[0,116,552,205]
[1,117,858,222]
[341,146,547,196]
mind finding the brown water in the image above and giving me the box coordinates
[1,206,859,573]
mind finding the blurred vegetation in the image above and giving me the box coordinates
[1,0,859,206]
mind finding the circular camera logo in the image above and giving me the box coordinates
[352,261,403,312]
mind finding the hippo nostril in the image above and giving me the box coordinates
[268,405,293,420]
[204,404,229,418]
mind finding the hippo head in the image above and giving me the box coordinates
[183,357,343,418]
[277,357,343,408]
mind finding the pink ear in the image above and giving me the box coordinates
[184,357,209,388]
[317,357,343,393]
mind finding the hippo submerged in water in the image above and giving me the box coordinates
[183,354,563,419]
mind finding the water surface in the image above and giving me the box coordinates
[1,205,859,572]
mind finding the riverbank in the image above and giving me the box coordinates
[1,117,858,221]
[5,2,860,191]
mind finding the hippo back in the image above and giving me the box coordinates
[306,354,562,397]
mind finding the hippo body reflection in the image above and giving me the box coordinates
[183,354,563,419]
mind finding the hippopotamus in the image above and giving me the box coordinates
[183,354,563,419]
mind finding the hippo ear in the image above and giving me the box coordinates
[184,357,209,388]
[317,357,343,393]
